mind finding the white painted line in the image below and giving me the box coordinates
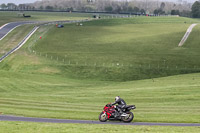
[0,22,37,41]
[0,27,39,63]
[178,24,197,47]
[0,24,22,41]
[0,19,91,62]
[0,23,9,30]
[14,27,39,52]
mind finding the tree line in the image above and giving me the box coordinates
[0,3,35,10]
[0,0,199,18]
[191,1,200,18]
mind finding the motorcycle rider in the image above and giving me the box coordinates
[111,96,127,116]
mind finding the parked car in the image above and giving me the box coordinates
[57,25,64,28]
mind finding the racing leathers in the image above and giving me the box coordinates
[112,98,127,114]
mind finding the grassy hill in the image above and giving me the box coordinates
[0,25,34,57]
[0,68,199,123]
[0,11,91,26]
[24,16,200,81]
[0,16,200,123]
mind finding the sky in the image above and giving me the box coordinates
[0,0,197,5]
[0,0,41,5]
[166,0,196,3]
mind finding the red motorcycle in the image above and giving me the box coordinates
[99,103,136,123]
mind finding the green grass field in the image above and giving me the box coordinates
[0,14,200,132]
[0,11,91,26]
[0,68,200,123]
[27,16,200,81]
[0,25,34,57]
[0,121,200,133]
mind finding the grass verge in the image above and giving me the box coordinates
[28,17,200,81]
[0,24,34,57]
[0,16,200,124]
[0,11,91,26]
[0,70,199,123]
[0,121,200,133]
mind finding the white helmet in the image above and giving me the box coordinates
[115,96,120,101]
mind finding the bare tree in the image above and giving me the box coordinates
[29,0,191,13]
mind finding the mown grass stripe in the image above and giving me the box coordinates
[0,104,100,113]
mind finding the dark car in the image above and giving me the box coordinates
[58,25,64,28]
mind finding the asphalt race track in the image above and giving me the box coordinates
[0,21,35,40]
[0,115,200,127]
[0,20,89,62]
[178,24,197,46]
[0,21,199,127]
[0,20,88,41]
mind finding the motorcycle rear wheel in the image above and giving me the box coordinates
[99,112,108,122]
[121,112,134,123]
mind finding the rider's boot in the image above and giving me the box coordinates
[121,113,127,117]
[119,109,127,116]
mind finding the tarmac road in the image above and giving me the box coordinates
[178,24,197,46]
[0,19,89,62]
[0,21,36,41]
[0,19,88,41]
[0,115,200,127]
[0,20,199,127]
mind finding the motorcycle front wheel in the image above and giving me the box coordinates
[99,112,108,122]
[121,112,134,123]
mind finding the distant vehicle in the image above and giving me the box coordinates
[76,23,83,26]
[57,25,64,28]
[93,15,100,19]
[99,103,136,123]
[23,14,31,18]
